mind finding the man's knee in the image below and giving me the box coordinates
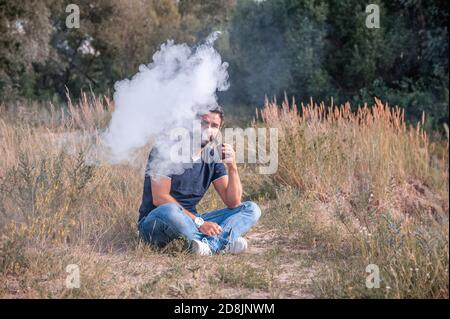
[152,203,183,221]
[154,202,182,212]
[139,204,192,246]
[150,203,195,234]
[241,201,261,222]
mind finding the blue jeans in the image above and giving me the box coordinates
[138,201,261,254]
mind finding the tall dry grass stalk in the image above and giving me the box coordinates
[0,91,114,173]
[257,96,448,298]
[258,96,448,210]
[0,92,142,265]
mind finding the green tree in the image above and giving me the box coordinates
[0,0,53,99]
[227,0,448,129]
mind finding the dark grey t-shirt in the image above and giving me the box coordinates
[138,148,228,222]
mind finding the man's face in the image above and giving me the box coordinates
[200,112,221,147]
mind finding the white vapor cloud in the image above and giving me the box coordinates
[101,32,229,174]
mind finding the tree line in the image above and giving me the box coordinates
[1,0,448,129]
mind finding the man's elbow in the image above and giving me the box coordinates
[152,196,167,207]
[152,198,161,206]
[226,199,241,209]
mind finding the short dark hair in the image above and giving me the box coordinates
[209,105,224,125]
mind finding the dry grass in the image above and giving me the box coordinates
[0,92,448,298]
[255,96,449,298]
[258,96,448,200]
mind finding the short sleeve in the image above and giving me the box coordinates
[145,148,173,179]
[212,162,228,182]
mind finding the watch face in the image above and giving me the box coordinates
[195,217,204,227]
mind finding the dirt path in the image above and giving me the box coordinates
[245,225,319,298]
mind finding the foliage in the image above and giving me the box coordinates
[0,0,447,126]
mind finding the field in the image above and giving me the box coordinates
[0,93,448,298]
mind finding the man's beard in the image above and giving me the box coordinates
[200,130,214,148]
[201,135,213,148]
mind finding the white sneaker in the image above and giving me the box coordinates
[191,239,212,256]
[224,237,248,254]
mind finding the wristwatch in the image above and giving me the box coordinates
[194,217,205,228]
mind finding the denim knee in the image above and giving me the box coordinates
[138,217,178,247]
[151,203,182,216]
[241,201,262,222]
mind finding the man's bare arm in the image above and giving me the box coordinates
[213,143,242,208]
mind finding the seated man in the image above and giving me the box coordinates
[137,106,261,256]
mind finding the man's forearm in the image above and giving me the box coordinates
[225,166,242,208]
